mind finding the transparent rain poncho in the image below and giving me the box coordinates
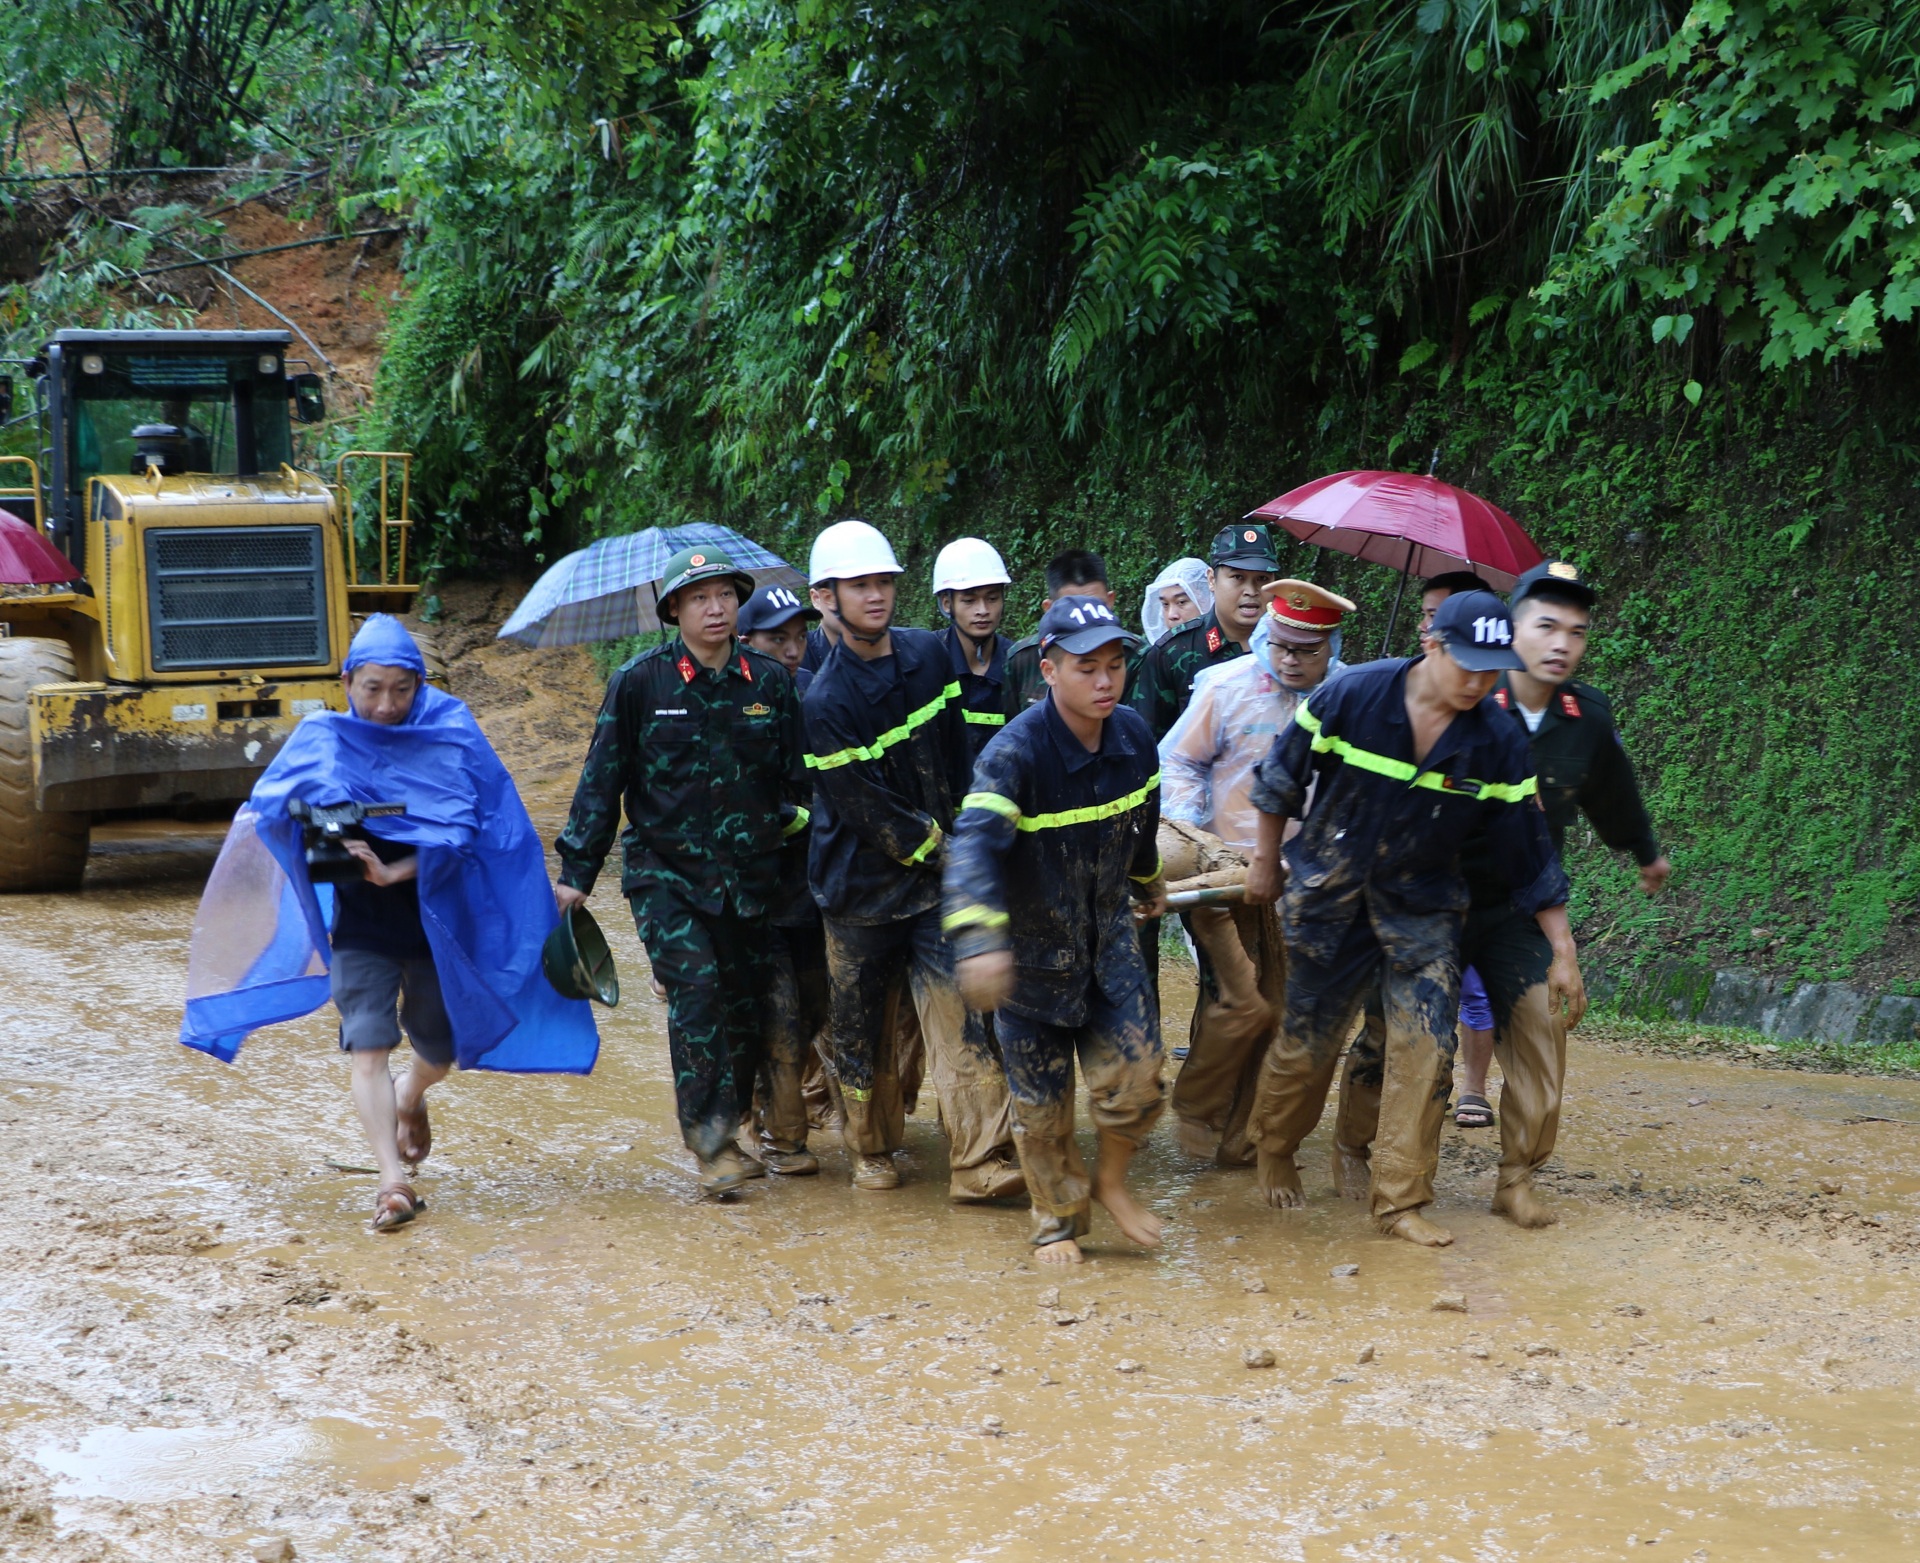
[1141,558,1214,644]
[1158,626,1347,852]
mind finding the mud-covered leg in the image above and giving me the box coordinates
[630,890,748,1183]
[1369,946,1462,1246]
[1079,981,1168,1250]
[1475,906,1564,1229]
[908,911,1023,1204]
[824,917,908,1189]
[998,1008,1090,1262]
[757,926,821,1172]
[1250,914,1379,1211]
[1331,982,1385,1200]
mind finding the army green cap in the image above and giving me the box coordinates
[1208,522,1280,572]
[657,546,756,622]
[542,903,620,1006]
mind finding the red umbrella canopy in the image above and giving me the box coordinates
[1248,470,1542,591]
[0,509,82,585]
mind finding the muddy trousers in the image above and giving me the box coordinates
[1171,902,1284,1166]
[759,922,831,1154]
[823,910,1018,1197]
[1335,901,1563,1194]
[997,982,1166,1245]
[1249,909,1460,1225]
[629,889,765,1162]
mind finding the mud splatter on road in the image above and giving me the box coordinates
[3,612,1919,1560]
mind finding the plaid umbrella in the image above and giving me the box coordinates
[497,524,806,647]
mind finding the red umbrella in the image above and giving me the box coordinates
[0,509,81,585]
[1248,467,1543,655]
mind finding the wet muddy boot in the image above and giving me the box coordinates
[950,1153,1026,1205]
[699,1147,757,1197]
[1492,1179,1557,1229]
[731,1124,770,1178]
[852,1153,901,1191]
[762,1147,820,1176]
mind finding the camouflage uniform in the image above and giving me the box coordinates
[1004,635,1046,714]
[943,695,1166,1245]
[1127,608,1248,741]
[556,638,805,1161]
[806,627,1021,1199]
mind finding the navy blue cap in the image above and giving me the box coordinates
[1510,558,1598,611]
[1428,589,1527,672]
[1038,595,1140,657]
[736,582,818,636]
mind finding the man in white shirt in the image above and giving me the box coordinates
[1157,579,1354,1164]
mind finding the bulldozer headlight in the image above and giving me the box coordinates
[81,354,105,375]
[258,354,279,376]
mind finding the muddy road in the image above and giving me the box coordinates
[5,631,1920,1560]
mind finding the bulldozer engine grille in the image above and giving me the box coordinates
[145,526,330,670]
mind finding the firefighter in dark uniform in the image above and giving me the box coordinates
[1004,549,1120,713]
[803,520,1025,1201]
[1129,522,1281,739]
[555,547,807,1195]
[1334,560,1665,1228]
[933,537,1016,761]
[945,596,1170,1264]
[1241,590,1585,1247]
[737,581,831,1173]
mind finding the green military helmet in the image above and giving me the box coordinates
[542,903,621,1006]
[657,545,757,622]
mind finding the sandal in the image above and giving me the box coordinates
[372,1182,424,1232]
[1454,1093,1496,1130]
[397,1097,431,1164]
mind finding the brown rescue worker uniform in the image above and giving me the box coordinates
[1334,561,1660,1213]
[1155,579,1355,1165]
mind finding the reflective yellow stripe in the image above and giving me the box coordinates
[1128,853,1164,884]
[806,682,962,770]
[842,1085,872,1103]
[1295,705,1536,804]
[962,710,1006,726]
[941,906,1010,933]
[782,805,810,839]
[961,791,1022,822]
[902,824,943,865]
[1016,772,1160,833]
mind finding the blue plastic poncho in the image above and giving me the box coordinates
[179,616,600,1073]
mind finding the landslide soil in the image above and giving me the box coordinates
[5,591,1920,1560]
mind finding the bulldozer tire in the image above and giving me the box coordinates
[0,637,91,893]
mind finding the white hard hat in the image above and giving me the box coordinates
[932,537,1011,595]
[808,519,903,585]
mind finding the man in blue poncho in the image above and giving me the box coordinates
[181,615,599,1232]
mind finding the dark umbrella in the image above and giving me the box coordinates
[1247,463,1543,654]
[0,510,82,585]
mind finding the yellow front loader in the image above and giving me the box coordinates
[0,329,430,891]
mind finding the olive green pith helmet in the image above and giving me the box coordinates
[542,903,620,1007]
[656,545,756,623]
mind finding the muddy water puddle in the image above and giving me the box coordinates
[5,819,1920,1557]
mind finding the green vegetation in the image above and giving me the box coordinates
[6,1,1920,988]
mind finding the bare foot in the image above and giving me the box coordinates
[1256,1150,1305,1209]
[1331,1143,1370,1201]
[1035,1239,1085,1265]
[1381,1210,1454,1247]
[1492,1182,1558,1229]
[1091,1133,1163,1249]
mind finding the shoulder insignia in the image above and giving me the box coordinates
[676,654,696,684]
[1493,687,1510,709]
[738,654,754,681]
[1559,690,1581,719]
[1206,626,1223,654]
[741,702,772,717]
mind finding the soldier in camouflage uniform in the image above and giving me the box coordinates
[555,547,807,1196]
[1128,522,1281,740]
[1004,550,1121,714]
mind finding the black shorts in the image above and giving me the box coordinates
[330,948,456,1067]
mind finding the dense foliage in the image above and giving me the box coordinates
[6,0,1920,985]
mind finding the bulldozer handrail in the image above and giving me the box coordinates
[0,455,45,533]
[332,451,415,589]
